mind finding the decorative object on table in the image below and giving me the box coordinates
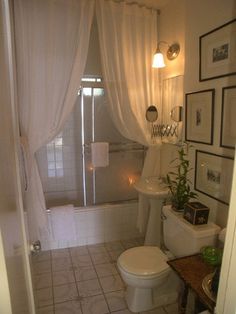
[165,143,197,211]
[194,150,234,205]
[202,272,217,302]
[220,85,236,149]
[184,201,209,225]
[199,18,236,81]
[185,89,215,145]
[201,246,223,266]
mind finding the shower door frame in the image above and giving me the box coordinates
[80,79,105,206]
[79,79,145,207]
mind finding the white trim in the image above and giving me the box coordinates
[216,147,236,313]
[0,230,12,314]
[3,0,35,312]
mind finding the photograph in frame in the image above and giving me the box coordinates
[194,150,234,205]
[199,18,236,81]
[185,89,214,145]
[220,85,236,149]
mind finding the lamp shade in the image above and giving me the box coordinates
[152,51,166,68]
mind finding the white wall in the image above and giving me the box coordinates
[158,0,186,178]
[184,0,236,226]
[159,0,236,227]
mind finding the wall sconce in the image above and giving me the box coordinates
[152,41,180,68]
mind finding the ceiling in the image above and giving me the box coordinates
[126,0,170,10]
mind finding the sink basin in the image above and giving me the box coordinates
[134,176,169,199]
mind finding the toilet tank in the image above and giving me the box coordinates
[163,206,221,257]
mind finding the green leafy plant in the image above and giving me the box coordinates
[165,144,197,211]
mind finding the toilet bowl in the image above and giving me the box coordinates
[117,246,179,312]
[118,246,170,288]
[117,205,221,313]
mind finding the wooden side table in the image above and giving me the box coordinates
[167,254,216,313]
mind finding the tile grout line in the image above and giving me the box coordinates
[50,249,55,314]
[68,246,84,313]
[88,243,112,313]
[33,239,145,314]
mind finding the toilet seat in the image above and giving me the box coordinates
[118,246,170,278]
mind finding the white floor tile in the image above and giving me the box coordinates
[100,275,124,293]
[95,263,118,278]
[70,246,89,256]
[33,260,52,275]
[90,252,111,265]
[34,273,52,290]
[36,305,54,314]
[77,278,102,297]
[51,248,70,259]
[53,270,75,286]
[72,254,93,268]
[53,283,78,304]
[32,251,51,263]
[54,300,82,314]
[81,294,109,314]
[35,287,53,308]
[105,290,127,312]
[105,241,124,252]
[52,257,72,272]
[111,309,133,314]
[75,266,98,282]
[140,306,167,313]
[88,244,107,254]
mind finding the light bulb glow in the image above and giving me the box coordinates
[128,177,135,186]
[152,52,166,68]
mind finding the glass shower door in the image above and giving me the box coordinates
[81,85,145,206]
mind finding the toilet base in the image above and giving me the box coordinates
[125,271,180,313]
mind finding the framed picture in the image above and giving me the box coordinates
[185,89,214,145]
[199,18,236,81]
[195,150,234,205]
[220,85,236,149]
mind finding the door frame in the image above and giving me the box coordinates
[2,0,35,312]
[216,148,236,313]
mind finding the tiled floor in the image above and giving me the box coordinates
[32,238,179,314]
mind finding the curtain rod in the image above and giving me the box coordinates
[104,0,161,13]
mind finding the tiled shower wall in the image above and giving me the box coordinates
[36,101,84,208]
[41,201,142,251]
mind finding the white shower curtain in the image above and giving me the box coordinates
[96,0,160,146]
[96,0,161,233]
[14,0,95,245]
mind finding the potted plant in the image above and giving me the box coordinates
[165,144,197,211]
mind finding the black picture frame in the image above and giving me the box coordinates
[185,89,215,145]
[220,85,236,149]
[194,150,234,205]
[199,18,236,81]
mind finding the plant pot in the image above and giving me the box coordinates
[171,204,184,212]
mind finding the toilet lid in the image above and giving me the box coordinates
[118,246,169,276]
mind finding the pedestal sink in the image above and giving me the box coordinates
[134,176,169,246]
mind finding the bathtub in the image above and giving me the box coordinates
[41,200,142,251]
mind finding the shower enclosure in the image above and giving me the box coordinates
[36,78,145,208]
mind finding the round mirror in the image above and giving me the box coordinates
[146,105,158,122]
[170,106,182,122]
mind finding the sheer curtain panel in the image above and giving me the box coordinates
[96,0,161,233]
[14,0,95,246]
[96,0,160,147]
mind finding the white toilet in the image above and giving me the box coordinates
[117,205,221,313]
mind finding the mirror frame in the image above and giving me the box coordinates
[146,105,158,122]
